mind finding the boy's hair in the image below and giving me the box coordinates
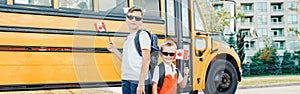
[160,40,177,52]
[127,6,144,16]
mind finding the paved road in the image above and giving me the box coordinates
[99,85,300,94]
[1,85,299,94]
[235,85,300,94]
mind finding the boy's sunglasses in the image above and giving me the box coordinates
[126,15,142,21]
[161,52,175,56]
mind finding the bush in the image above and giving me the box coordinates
[282,51,297,74]
[242,62,251,76]
[250,61,265,75]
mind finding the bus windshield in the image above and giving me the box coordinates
[198,0,235,33]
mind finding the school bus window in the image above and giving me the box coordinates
[134,0,160,17]
[166,0,175,36]
[193,2,205,31]
[0,0,6,4]
[59,0,92,10]
[182,0,190,37]
[99,0,128,14]
[14,0,52,6]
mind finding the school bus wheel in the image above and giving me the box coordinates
[203,59,238,94]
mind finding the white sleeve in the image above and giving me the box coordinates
[152,66,159,83]
[139,31,151,51]
[177,69,184,84]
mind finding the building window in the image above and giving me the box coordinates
[250,41,255,49]
[273,41,285,50]
[14,0,52,6]
[289,40,299,50]
[99,0,127,14]
[257,15,268,24]
[257,28,268,37]
[59,0,93,10]
[241,29,251,37]
[287,14,298,24]
[271,16,283,24]
[257,2,267,12]
[271,3,283,12]
[242,16,253,24]
[134,0,160,17]
[259,41,265,49]
[0,0,6,4]
[213,4,223,11]
[287,2,297,11]
[271,28,284,37]
[241,3,253,12]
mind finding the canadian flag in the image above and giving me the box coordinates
[94,22,107,32]
[175,49,189,60]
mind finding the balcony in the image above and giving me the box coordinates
[271,16,284,24]
[241,3,254,12]
[271,21,284,24]
[271,3,284,12]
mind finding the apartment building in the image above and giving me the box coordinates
[236,0,299,63]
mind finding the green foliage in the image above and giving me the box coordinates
[227,33,237,51]
[250,61,265,75]
[260,46,281,74]
[250,50,265,75]
[259,46,277,65]
[242,62,251,76]
[250,46,282,75]
[281,51,297,74]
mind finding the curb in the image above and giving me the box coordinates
[238,82,300,89]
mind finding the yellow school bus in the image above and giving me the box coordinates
[0,0,241,93]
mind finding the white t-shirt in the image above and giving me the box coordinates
[152,63,184,84]
[122,30,151,81]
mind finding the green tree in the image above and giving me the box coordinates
[281,51,297,74]
[227,33,237,51]
[250,49,265,75]
[259,46,281,74]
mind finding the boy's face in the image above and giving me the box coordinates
[126,11,143,30]
[161,45,176,63]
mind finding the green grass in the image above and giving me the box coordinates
[239,74,300,86]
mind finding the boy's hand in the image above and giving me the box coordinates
[107,42,116,52]
[136,84,145,94]
[184,67,189,77]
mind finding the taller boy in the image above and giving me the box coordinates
[107,7,151,94]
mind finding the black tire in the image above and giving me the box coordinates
[189,90,198,94]
[203,59,238,94]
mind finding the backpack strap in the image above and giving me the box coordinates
[175,68,180,79]
[157,62,165,92]
[134,29,151,56]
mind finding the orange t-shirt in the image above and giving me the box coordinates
[158,73,178,94]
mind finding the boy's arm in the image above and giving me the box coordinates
[179,74,188,88]
[139,49,151,84]
[152,82,158,94]
[137,49,151,93]
[179,67,189,88]
[107,42,122,60]
[113,49,122,60]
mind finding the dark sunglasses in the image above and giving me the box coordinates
[126,15,142,21]
[161,52,175,56]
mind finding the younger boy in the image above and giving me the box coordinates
[152,40,189,94]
